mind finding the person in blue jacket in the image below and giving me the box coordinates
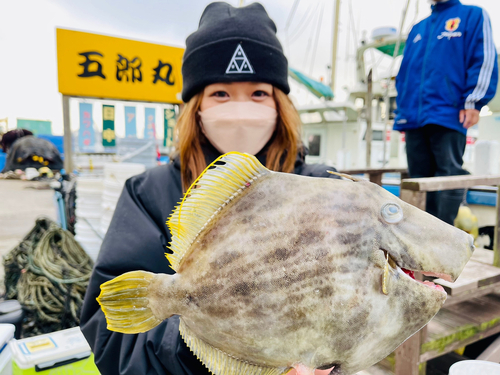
[394,0,498,225]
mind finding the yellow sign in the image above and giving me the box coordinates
[56,28,184,104]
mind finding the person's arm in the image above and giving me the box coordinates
[80,168,209,375]
[461,8,498,128]
[395,26,417,98]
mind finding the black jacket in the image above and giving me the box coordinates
[80,144,338,375]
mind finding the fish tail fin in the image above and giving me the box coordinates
[97,271,163,334]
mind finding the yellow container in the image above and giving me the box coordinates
[9,327,100,375]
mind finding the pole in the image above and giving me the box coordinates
[239,0,244,7]
[382,0,411,166]
[62,95,73,173]
[330,0,341,93]
[366,69,373,168]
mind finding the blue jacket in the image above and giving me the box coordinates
[394,0,498,135]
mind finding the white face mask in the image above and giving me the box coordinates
[199,101,278,155]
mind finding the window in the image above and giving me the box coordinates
[308,134,321,156]
[300,112,322,124]
[363,130,383,141]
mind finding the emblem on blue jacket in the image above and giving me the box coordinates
[438,18,462,40]
[445,18,461,32]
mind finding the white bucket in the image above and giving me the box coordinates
[449,360,500,375]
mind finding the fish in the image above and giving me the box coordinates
[97,152,474,375]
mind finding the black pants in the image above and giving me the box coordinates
[405,124,469,225]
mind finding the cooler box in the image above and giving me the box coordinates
[0,324,16,375]
[9,327,100,375]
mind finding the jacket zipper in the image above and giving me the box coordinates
[418,11,439,125]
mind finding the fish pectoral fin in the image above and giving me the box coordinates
[179,319,289,375]
[97,271,163,334]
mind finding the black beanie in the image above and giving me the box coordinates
[181,2,290,102]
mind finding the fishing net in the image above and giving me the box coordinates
[3,218,94,337]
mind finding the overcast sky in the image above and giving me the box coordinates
[1,0,499,135]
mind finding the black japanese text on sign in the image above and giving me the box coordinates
[57,28,184,104]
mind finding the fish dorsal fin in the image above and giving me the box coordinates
[179,319,289,375]
[166,152,270,271]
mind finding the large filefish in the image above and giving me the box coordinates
[97,152,474,375]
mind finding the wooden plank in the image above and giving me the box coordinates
[477,334,500,362]
[421,324,500,362]
[395,333,421,375]
[400,190,426,211]
[471,248,495,265]
[494,186,500,267]
[401,175,500,192]
[434,260,500,295]
[370,172,383,186]
[62,94,73,173]
[444,283,500,306]
[451,297,500,323]
[340,168,408,175]
[421,294,500,362]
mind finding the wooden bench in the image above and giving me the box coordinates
[390,175,500,375]
[339,168,408,186]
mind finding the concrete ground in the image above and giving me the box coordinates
[0,180,57,291]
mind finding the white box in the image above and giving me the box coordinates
[9,327,99,374]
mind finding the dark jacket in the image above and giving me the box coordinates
[80,143,339,375]
[394,0,498,135]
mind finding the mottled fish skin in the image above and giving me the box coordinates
[146,173,474,374]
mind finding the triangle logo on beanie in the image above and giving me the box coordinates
[226,45,254,74]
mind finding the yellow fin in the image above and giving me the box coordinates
[179,319,289,375]
[97,271,162,333]
[166,152,270,271]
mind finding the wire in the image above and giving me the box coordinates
[288,2,319,44]
[285,0,301,32]
[309,2,325,76]
[302,4,320,71]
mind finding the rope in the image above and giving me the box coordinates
[3,218,94,337]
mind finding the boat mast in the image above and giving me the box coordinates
[330,0,341,94]
[382,0,411,166]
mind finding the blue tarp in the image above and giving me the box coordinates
[288,68,334,100]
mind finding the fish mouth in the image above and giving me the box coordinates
[382,250,447,294]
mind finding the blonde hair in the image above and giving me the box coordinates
[173,88,302,192]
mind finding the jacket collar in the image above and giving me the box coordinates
[432,0,460,12]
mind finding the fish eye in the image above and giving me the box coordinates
[381,203,403,224]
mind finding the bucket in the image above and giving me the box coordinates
[449,360,500,375]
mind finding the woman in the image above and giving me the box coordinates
[80,3,337,374]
